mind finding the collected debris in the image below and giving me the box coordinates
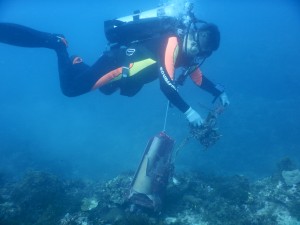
[191,104,224,149]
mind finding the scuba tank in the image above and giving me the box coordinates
[104,1,196,46]
[115,4,182,22]
[104,16,179,45]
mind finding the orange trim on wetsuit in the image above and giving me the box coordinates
[92,63,134,89]
[92,37,179,91]
[190,67,203,86]
[164,37,179,81]
[158,36,191,112]
[92,67,122,89]
[92,58,157,89]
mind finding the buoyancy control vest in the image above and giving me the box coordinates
[104,2,210,84]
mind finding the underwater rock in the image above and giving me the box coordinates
[214,175,250,204]
[0,201,21,223]
[289,200,300,221]
[81,197,98,211]
[5,171,83,225]
[164,216,177,224]
[164,211,209,225]
[60,212,89,225]
[277,157,297,172]
[282,169,300,186]
[251,175,300,224]
[1,168,300,225]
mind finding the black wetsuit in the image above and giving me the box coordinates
[0,23,223,113]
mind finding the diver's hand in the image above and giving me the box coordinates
[184,107,203,127]
[219,92,230,107]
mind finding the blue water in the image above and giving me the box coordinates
[0,0,299,181]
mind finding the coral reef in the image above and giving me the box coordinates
[282,170,300,186]
[0,165,300,225]
[0,171,84,225]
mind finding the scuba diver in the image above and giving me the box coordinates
[1,2,231,212]
[0,2,229,128]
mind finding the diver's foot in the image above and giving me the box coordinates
[56,35,68,48]
[71,55,83,64]
[70,55,89,73]
[46,34,68,50]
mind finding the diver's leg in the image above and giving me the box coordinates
[56,52,93,97]
[0,23,66,50]
[0,23,122,96]
[0,23,85,96]
[58,48,127,96]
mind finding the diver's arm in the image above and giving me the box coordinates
[190,68,224,97]
[159,71,203,126]
[156,35,203,126]
[190,68,229,106]
[159,67,189,113]
[201,75,230,106]
[200,75,224,97]
[157,36,190,112]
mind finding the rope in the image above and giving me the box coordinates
[162,100,170,132]
[172,136,190,164]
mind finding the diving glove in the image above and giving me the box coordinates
[219,92,230,107]
[184,107,203,127]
